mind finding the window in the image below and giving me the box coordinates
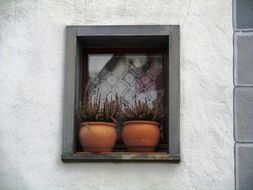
[62,25,180,162]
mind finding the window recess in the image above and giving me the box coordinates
[62,25,180,162]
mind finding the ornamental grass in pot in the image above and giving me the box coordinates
[78,93,121,153]
[121,97,163,152]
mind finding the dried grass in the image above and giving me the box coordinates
[79,91,122,123]
[121,96,164,122]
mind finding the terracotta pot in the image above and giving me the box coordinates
[79,122,117,153]
[122,120,160,152]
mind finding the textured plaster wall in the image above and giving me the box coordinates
[0,0,233,190]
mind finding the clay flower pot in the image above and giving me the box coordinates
[122,120,160,152]
[79,122,117,153]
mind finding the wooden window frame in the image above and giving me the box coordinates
[62,25,180,162]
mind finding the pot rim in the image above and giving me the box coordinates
[80,121,116,128]
[123,120,160,126]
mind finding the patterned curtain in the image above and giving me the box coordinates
[88,54,163,107]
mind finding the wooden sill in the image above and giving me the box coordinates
[61,152,180,163]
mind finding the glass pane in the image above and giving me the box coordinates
[88,54,164,107]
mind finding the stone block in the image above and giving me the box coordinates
[234,33,253,85]
[235,87,253,142]
[236,144,253,190]
[234,0,253,30]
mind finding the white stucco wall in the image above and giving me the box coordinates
[0,0,234,190]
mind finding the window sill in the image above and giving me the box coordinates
[61,152,180,163]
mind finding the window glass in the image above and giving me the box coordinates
[88,54,164,107]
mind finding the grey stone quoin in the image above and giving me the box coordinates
[234,0,253,189]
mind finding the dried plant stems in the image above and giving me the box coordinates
[79,91,122,123]
[79,88,163,124]
[122,96,164,123]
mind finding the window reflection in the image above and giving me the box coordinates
[88,54,164,107]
